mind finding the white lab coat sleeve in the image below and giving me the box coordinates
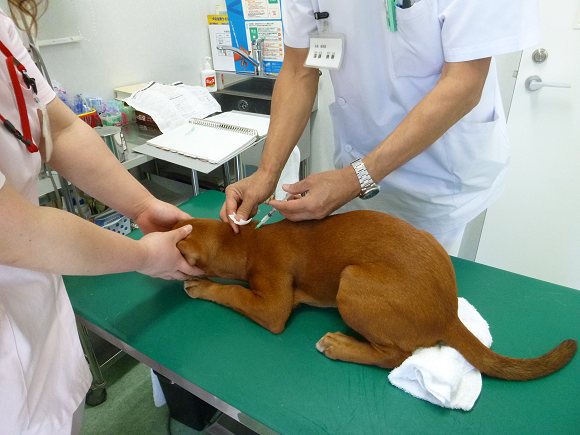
[440,0,541,62]
[282,0,317,48]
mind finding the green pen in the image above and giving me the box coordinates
[386,0,397,32]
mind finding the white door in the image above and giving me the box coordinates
[476,0,580,290]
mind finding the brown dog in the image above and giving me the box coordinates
[176,211,576,380]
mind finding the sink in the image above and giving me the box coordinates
[216,77,276,99]
[212,77,276,115]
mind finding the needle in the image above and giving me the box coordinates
[255,193,292,229]
[255,207,277,229]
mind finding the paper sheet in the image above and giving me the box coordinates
[124,82,222,133]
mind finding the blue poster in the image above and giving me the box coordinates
[225,0,285,76]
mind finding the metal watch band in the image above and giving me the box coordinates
[351,159,379,196]
[351,158,375,189]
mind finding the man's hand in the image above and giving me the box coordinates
[133,198,192,234]
[220,171,278,233]
[269,166,361,221]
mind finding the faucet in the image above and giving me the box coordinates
[217,38,265,76]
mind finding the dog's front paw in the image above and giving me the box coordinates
[316,332,351,360]
[183,278,211,299]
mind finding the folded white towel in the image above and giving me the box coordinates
[274,146,300,200]
[388,297,492,411]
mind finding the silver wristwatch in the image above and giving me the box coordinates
[351,159,380,199]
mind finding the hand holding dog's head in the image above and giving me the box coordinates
[174,218,250,278]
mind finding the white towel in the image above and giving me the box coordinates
[274,146,300,200]
[388,298,492,411]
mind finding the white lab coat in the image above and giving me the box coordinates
[0,11,92,434]
[282,0,540,236]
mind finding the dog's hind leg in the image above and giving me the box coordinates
[184,274,294,334]
[316,332,409,368]
[316,264,429,368]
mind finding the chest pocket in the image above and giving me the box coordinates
[390,0,444,78]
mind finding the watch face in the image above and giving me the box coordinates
[360,186,380,200]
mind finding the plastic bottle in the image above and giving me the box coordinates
[200,56,217,92]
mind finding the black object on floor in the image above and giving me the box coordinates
[85,386,107,407]
[154,371,219,431]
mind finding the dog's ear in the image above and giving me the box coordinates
[177,238,200,266]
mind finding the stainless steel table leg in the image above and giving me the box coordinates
[233,155,244,182]
[223,161,232,187]
[191,170,200,196]
[299,159,309,180]
[77,319,107,406]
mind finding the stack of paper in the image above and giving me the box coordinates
[123,82,222,133]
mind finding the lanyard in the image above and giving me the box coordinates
[385,0,397,32]
[0,40,39,153]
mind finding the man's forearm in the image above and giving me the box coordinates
[365,58,491,182]
[259,47,319,178]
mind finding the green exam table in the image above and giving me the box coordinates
[64,190,580,434]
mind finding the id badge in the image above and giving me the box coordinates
[304,33,345,70]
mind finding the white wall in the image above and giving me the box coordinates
[23,0,214,98]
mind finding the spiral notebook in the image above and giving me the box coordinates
[146,112,269,164]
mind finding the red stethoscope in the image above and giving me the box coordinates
[0,39,39,153]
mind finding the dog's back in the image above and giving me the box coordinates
[250,210,457,312]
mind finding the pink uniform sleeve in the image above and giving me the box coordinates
[2,12,55,106]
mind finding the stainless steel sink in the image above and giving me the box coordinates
[212,77,275,115]
[217,76,276,99]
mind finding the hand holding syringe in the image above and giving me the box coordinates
[255,193,293,229]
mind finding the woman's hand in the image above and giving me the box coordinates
[133,198,192,234]
[137,225,205,280]
[133,198,205,279]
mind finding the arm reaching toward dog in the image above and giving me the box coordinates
[0,97,203,280]
[220,46,319,232]
[274,58,491,221]
[223,57,491,224]
[46,97,193,233]
[0,182,200,280]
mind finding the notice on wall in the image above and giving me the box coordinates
[242,0,282,20]
[245,20,284,62]
[225,0,285,75]
[208,15,236,72]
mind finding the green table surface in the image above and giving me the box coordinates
[64,190,580,434]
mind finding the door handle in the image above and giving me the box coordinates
[525,75,572,92]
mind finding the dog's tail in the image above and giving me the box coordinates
[443,319,577,381]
